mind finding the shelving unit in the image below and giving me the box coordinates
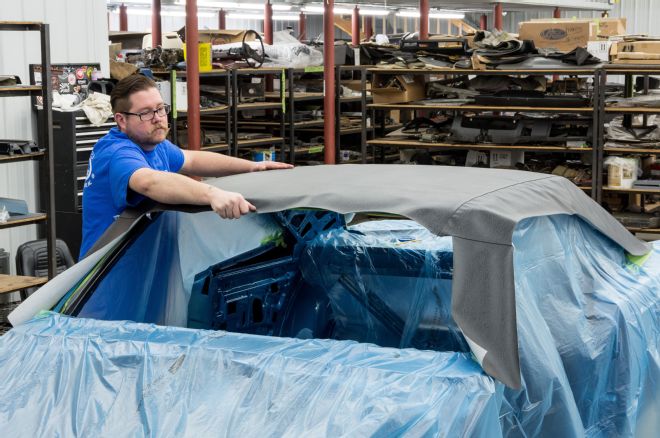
[366,66,599,197]
[0,21,56,297]
[232,68,286,159]
[597,65,660,236]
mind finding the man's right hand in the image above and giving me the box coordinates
[208,186,256,219]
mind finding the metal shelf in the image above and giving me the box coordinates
[178,105,229,116]
[0,274,48,295]
[0,21,43,31]
[604,107,660,114]
[0,151,44,163]
[200,143,230,153]
[604,148,659,154]
[236,137,285,148]
[236,102,282,111]
[625,227,660,233]
[602,187,660,194]
[0,85,42,96]
[367,139,593,152]
[0,213,47,230]
[265,91,324,101]
[369,103,594,113]
[368,67,598,75]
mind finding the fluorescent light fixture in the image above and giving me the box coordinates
[302,5,387,15]
[430,12,465,19]
[226,12,264,20]
[126,8,215,17]
[396,10,420,18]
[273,14,299,21]
[180,1,291,11]
[396,10,465,19]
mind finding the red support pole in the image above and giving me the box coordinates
[218,9,226,30]
[480,14,487,30]
[264,0,273,45]
[323,0,336,164]
[364,15,373,40]
[494,3,503,31]
[419,0,429,40]
[553,7,561,19]
[299,12,306,40]
[152,0,162,48]
[351,6,360,46]
[119,3,128,31]
[185,0,200,152]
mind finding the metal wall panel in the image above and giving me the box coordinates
[0,0,109,271]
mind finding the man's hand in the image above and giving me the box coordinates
[208,186,256,219]
[252,161,294,172]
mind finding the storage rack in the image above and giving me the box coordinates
[596,65,660,236]
[333,65,373,164]
[154,69,232,154]
[366,67,599,198]
[0,21,55,296]
[231,68,286,158]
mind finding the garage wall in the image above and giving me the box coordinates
[0,0,109,273]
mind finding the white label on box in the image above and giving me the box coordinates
[489,151,525,168]
[587,41,612,62]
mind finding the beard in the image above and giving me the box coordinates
[127,124,170,150]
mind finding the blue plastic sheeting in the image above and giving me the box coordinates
[0,312,502,437]
[299,218,659,437]
[78,211,282,326]
[58,212,659,436]
[510,216,659,438]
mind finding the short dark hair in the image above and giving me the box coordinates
[110,74,158,113]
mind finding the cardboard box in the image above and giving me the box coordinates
[108,42,122,61]
[519,20,597,51]
[530,18,626,37]
[611,40,660,63]
[587,41,613,62]
[489,151,525,168]
[156,80,188,112]
[371,74,426,104]
[597,18,626,37]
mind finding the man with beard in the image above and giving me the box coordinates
[80,74,291,258]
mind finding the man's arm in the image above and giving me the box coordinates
[179,150,292,177]
[129,168,255,219]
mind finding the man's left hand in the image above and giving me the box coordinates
[252,161,294,172]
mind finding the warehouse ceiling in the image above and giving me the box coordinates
[106,0,613,13]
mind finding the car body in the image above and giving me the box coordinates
[1,165,658,437]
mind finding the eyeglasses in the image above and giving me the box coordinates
[122,104,171,121]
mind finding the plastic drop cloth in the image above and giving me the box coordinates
[298,217,659,437]
[0,312,501,437]
[3,211,657,437]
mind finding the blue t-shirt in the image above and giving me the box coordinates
[80,127,184,258]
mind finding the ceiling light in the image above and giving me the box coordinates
[272,14,299,21]
[226,12,264,20]
[302,5,386,15]
[181,1,290,10]
[126,8,215,17]
[396,10,465,20]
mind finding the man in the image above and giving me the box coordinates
[80,74,291,258]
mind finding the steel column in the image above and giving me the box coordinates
[494,3,503,31]
[553,7,561,19]
[264,1,273,45]
[152,0,161,47]
[185,0,201,151]
[364,15,373,40]
[119,3,128,31]
[480,14,487,30]
[218,9,226,30]
[351,6,360,46]
[40,24,56,279]
[323,0,336,164]
[420,0,429,40]
[299,12,306,40]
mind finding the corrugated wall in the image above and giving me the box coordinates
[0,0,108,274]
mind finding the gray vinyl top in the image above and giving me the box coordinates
[100,164,651,388]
